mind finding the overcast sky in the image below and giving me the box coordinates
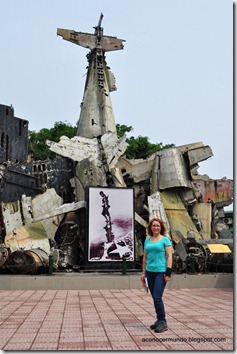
[0,0,233,186]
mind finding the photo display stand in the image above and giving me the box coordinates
[85,187,135,271]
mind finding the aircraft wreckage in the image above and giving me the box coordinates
[0,14,233,275]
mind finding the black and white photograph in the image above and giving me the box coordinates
[88,187,134,262]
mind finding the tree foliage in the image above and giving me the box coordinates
[116,124,133,138]
[28,121,77,160]
[125,136,174,159]
[116,124,175,159]
[28,122,174,161]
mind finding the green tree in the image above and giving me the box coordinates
[28,121,77,160]
[125,136,174,159]
[116,123,133,137]
[28,122,174,161]
[116,123,174,159]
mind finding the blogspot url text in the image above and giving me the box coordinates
[142,337,226,343]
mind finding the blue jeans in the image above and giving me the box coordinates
[146,270,167,323]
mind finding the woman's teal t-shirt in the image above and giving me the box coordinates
[144,236,171,272]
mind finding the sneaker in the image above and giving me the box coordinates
[150,320,159,330]
[155,322,168,333]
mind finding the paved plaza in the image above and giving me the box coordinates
[0,287,233,351]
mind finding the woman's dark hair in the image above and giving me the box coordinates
[147,218,166,236]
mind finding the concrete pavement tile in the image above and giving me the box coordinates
[216,319,233,326]
[59,339,84,344]
[207,323,233,330]
[84,335,108,341]
[61,327,83,332]
[110,341,139,350]
[106,335,130,342]
[187,341,228,350]
[184,322,213,329]
[34,334,60,341]
[83,333,108,338]
[163,329,200,337]
[166,341,219,351]
[31,343,59,350]
[215,328,234,337]
[165,341,202,350]
[167,322,192,330]
[58,343,85,350]
[105,332,131,338]
[78,290,90,295]
[194,328,224,335]
[7,333,36,342]
[0,288,233,351]
[194,317,220,324]
[3,343,32,350]
[139,344,172,350]
[85,345,112,350]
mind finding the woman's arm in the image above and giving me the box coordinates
[142,250,147,274]
[141,250,147,285]
[166,245,172,268]
[165,245,172,282]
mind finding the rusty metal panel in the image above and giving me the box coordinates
[161,190,202,240]
[5,222,50,254]
[192,203,212,240]
[193,177,233,206]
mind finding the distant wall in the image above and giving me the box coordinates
[0,104,28,162]
[0,273,233,290]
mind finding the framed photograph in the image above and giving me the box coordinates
[88,187,134,262]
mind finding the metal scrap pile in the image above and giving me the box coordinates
[0,15,233,274]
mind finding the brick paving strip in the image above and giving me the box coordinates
[0,288,233,351]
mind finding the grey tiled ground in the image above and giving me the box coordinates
[0,288,233,351]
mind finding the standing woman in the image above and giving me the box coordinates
[141,218,172,333]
